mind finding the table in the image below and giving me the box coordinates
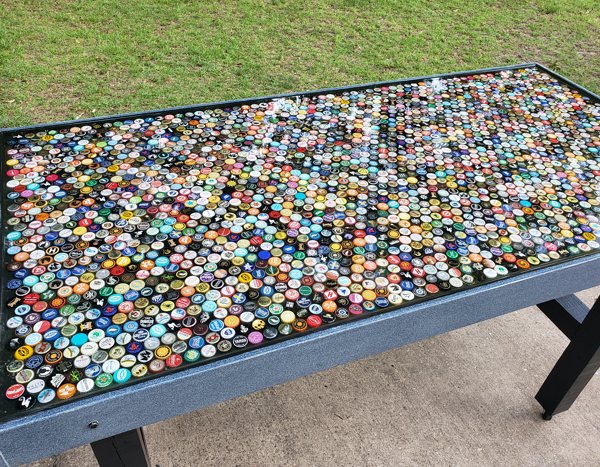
[0,63,599,467]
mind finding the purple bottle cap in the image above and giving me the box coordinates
[248,331,264,345]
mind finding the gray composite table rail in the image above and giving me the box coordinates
[0,257,599,466]
[1,63,600,466]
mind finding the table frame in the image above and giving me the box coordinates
[1,63,599,466]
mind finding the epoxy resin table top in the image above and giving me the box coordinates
[1,64,599,420]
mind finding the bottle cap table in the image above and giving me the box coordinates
[1,63,599,466]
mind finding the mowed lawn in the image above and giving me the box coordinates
[0,0,599,128]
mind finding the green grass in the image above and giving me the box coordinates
[1,0,599,128]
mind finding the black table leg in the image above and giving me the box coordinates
[91,427,151,467]
[536,295,600,420]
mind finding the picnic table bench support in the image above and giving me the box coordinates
[90,427,150,467]
[536,294,600,420]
